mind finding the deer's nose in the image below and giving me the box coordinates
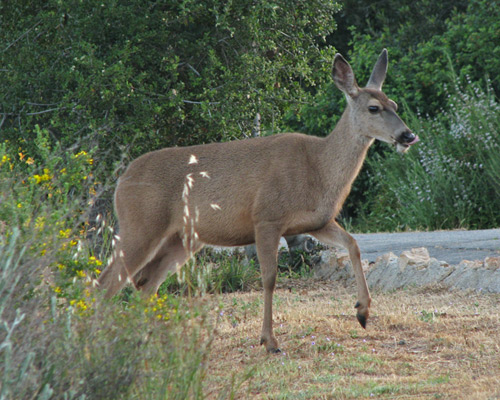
[400,130,419,145]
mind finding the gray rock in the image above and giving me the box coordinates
[313,250,354,281]
[313,247,500,293]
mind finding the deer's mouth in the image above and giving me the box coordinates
[395,132,419,153]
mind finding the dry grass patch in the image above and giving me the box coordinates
[204,280,500,399]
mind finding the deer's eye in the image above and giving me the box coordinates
[368,105,379,114]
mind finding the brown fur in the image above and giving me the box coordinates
[98,49,416,352]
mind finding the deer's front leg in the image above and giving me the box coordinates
[255,223,281,353]
[310,220,371,328]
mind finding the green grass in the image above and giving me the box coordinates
[159,249,261,297]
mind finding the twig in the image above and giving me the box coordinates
[26,107,62,116]
[3,21,42,52]
[26,102,61,107]
[182,100,220,105]
[186,63,201,77]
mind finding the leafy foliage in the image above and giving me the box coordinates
[2,0,498,232]
[1,0,340,168]
[345,0,500,117]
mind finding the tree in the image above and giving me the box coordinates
[0,0,340,168]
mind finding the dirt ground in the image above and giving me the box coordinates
[204,279,500,399]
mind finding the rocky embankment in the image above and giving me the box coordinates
[314,247,500,293]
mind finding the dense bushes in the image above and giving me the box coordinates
[0,0,339,166]
[344,0,500,230]
[0,231,219,399]
[340,0,499,116]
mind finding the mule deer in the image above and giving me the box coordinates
[98,49,419,353]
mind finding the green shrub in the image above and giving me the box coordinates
[286,0,500,229]
[0,0,340,172]
[346,0,500,117]
[0,243,215,399]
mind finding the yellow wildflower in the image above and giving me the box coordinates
[32,169,52,184]
[58,229,71,238]
[89,256,103,266]
[35,216,45,229]
[76,300,87,311]
[74,151,89,160]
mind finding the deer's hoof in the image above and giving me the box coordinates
[261,335,280,353]
[354,301,369,329]
[356,312,367,329]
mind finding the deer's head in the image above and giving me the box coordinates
[332,49,419,153]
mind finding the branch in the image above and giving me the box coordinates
[3,21,42,52]
[182,100,220,105]
[25,107,62,116]
[26,102,61,107]
[186,63,201,77]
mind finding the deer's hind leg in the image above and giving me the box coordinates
[133,233,203,296]
[98,238,161,298]
[98,224,171,298]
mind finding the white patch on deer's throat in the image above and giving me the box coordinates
[396,143,410,154]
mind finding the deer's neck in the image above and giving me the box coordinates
[320,108,374,209]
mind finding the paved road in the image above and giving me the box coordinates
[352,229,500,264]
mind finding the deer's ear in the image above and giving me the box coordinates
[332,54,359,98]
[366,49,388,90]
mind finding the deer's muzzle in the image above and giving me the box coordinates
[396,130,419,153]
